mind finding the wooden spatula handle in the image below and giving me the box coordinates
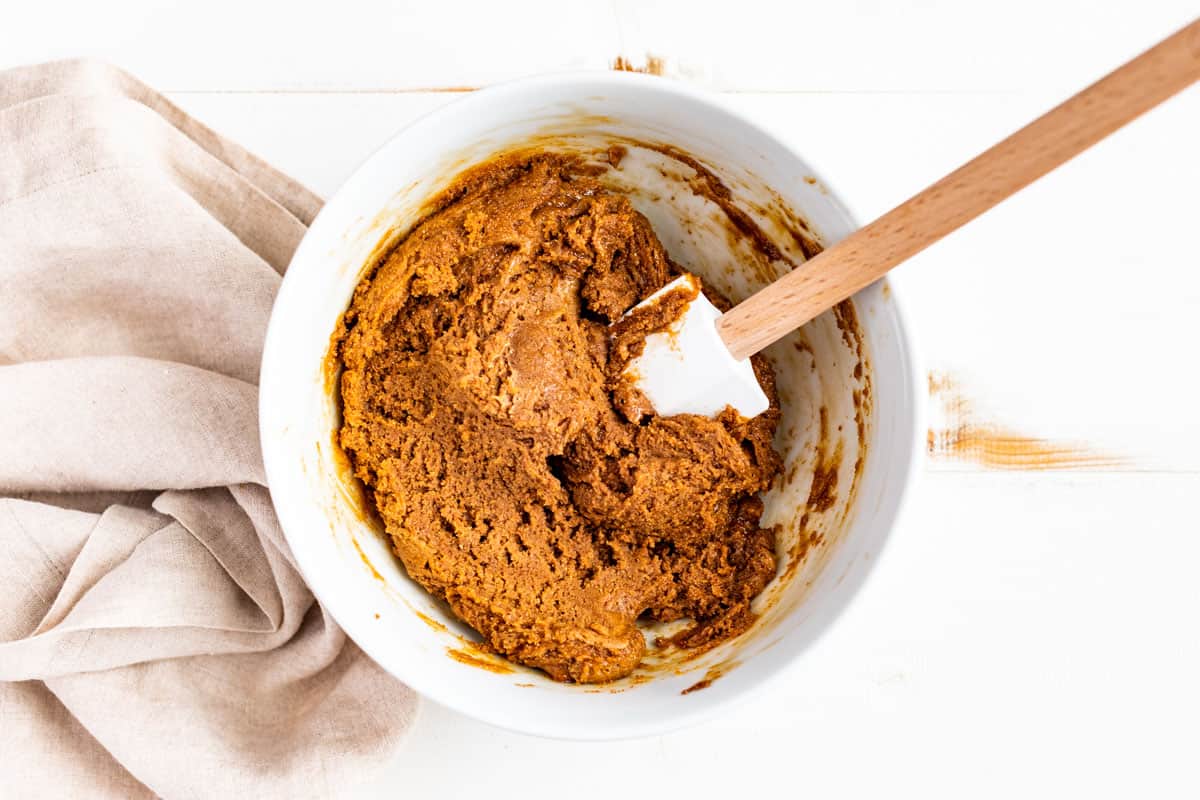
[717,17,1200,361]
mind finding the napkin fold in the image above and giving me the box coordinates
[0,60,417,799]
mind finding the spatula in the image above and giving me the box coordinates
[625,18,1200,420]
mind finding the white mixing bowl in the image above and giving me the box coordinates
[259,72,922,740]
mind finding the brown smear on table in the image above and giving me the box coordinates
[612,55,666,76]
[927,371,1122,469]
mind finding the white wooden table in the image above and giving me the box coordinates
[6,1,1199,796]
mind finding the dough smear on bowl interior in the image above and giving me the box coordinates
[335,151,783,683]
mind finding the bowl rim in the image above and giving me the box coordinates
[259,69,925,740]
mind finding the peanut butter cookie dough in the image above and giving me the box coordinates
[336,152,782,683]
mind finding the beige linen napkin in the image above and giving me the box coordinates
[0,60,417,799]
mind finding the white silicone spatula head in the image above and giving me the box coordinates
[621,274,768,419]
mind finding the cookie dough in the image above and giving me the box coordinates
[336,152,782,683]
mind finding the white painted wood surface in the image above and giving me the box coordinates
[5,1,1198,797]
